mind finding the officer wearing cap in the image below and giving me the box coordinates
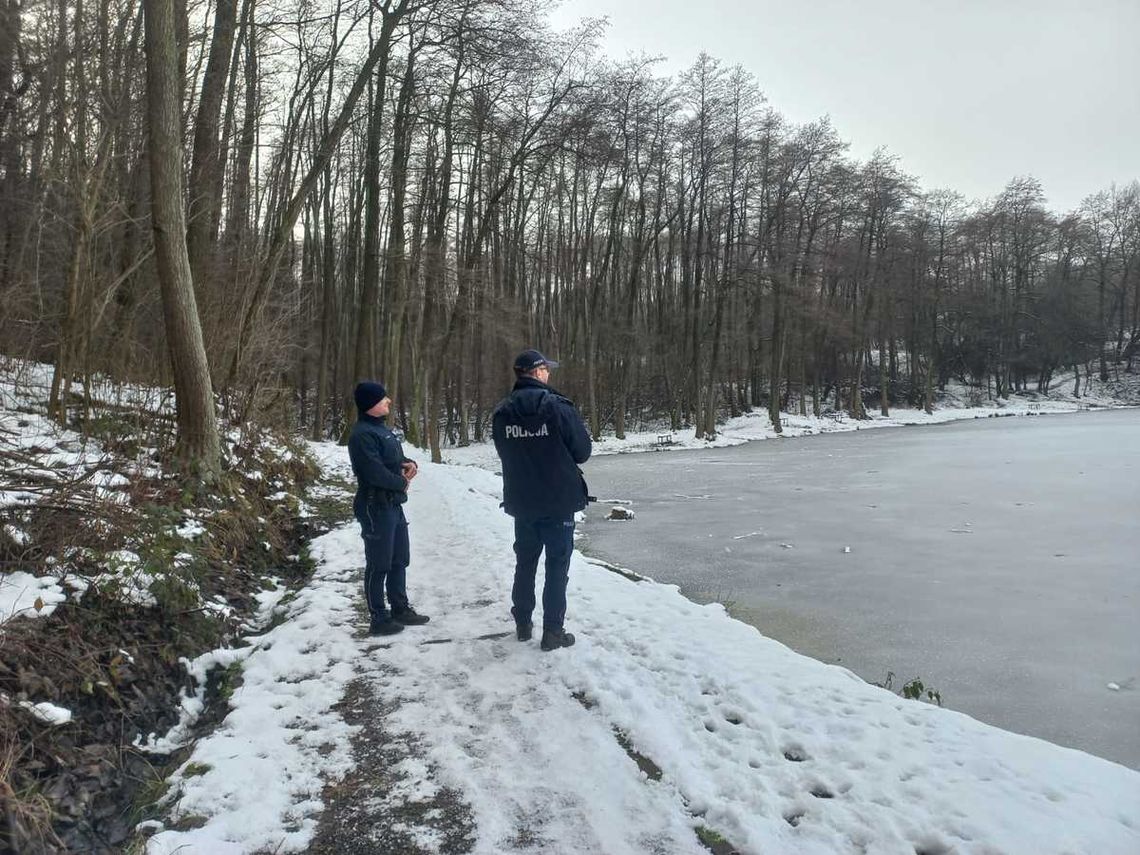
[492,350,592,651]
[348,381,430,635]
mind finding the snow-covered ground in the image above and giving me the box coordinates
[0,360,286,629]
[1,362,161,628]
[145,441,1140,855]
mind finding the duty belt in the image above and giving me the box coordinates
[360,486,400,505]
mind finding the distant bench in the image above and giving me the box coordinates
[656,433,674,447]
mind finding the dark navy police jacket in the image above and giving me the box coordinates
[492,377,592,520]
[348,414,412,507]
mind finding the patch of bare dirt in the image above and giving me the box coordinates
[305,676,475,855]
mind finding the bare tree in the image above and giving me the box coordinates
[144,0,220,470]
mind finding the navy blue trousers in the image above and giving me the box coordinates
[511,517,575,631]
[356,502,410,621]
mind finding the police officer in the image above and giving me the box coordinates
[348,381,430,635]
[492,350,592,651]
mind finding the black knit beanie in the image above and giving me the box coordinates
[354,381,388,412]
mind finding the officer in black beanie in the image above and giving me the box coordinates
[347,381,430,634]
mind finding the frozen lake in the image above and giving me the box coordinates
[580,409,1140,769]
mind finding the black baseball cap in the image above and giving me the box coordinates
[513,349,560,374]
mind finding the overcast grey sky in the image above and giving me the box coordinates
[549,0,1140,214]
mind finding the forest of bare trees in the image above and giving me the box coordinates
[1,0,1137,467]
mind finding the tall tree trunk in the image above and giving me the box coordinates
[313,166,337,441]
[417,41,463,458]
[310,0,343,441]
[381,42,418,414]
[352,39,391,393]
[144,0,219,471]
[768,278,784,433]
[0,0,22,290]
[186,0,238,299]
[879,338,890,416]
[224,0,257,247]
[1098,271,1109,381]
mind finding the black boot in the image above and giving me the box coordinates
[540,628,575,651]
[511,607,532,641]
[370,618,405,636]
[391,606,430,626]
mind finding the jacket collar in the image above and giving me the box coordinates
[513,376,549,392]
[513,376,568,397]
[358,412,387,425]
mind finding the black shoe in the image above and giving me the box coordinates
[511,607,532,641]
[391,606,430,626]
[369,619,405,636]
[540,628,575,651]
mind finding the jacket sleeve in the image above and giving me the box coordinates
[491,406,507,459]
[559,399,592,464]
[349,431,408,492]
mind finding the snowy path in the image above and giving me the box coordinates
[146,444,1140,855]
[347,453,704,854]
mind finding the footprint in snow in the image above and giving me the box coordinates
[783,746,808,763]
